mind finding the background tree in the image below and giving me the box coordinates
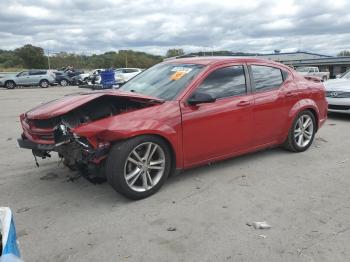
[14,44,47,68]
[337,50,350,57]
[166,48,185,58]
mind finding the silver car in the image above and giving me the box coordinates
[324,70,350,114]
[0,70,56,89]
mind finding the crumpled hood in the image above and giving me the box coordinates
[25,90,163,119]
[324,78,350,91]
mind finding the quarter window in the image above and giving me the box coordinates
[195,66,247,99]
[251,65,283,91]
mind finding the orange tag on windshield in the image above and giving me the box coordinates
[170,71,187,80]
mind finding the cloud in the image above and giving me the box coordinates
[0,0,349,56]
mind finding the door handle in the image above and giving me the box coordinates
[237,100,251,107]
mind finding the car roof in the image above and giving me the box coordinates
[164,56,286,67]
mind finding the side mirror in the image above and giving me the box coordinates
[188,92,216,106]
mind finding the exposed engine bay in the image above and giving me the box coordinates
[31,95,150,129]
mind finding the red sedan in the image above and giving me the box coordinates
[18,57,328,199]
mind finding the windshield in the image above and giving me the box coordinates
[296,67,309,72]
[340,70,350,79]
[120,63,204,100]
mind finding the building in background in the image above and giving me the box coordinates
[258,51,350,78]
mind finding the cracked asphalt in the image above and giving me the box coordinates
[1,86,349,262]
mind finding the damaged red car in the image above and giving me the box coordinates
[18,57,327,199]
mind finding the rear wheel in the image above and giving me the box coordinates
[5,80,16,89]
[284,110,316,152]
[39,79,49,88]
[106,135,171,199]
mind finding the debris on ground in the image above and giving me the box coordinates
[172,201,176,204]
[251,221,272,229]
[6,137,12,141]
[167,227,176,231]
[196,186,201,189]
[316,137,328,143]
[258,234,267,238]
[16,207,30,213]
[40,172,58,181]
[222,205,228,208]
[329,123,336,126]
[340,159,348,164]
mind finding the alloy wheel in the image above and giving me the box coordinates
[294,114,314,147]
[124,142,165,192]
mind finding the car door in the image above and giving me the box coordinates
[248,64,299,146]
[15,71,30,85]
[181,64,254,167]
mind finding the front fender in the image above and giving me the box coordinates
[72,103,183,168]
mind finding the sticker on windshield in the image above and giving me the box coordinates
[170,70,188,80]
[170,67,192,80]
[171,67,193,73]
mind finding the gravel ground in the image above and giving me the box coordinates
[0,86,349,262]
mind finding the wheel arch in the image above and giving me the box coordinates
[110,133,178,174]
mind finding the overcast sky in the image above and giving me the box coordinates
[0,0,349,56]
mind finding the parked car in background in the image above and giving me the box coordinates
[54,71,74,86]
[75,69,104,85]
[17,57,327,199]
[114,68,143,84]
[324,69,350,113]
[55,68,84,86]
[0,70,55,89]
[296,67,330,81]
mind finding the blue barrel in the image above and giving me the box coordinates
[100,70,115,89]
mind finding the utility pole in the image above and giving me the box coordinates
[125,52,128,68]
[47,49,51,70]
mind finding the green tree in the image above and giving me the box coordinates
[14,44,47,68]
[337,50,350,57]
[166,48,185,58]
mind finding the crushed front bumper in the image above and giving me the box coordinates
[17,137,55,151]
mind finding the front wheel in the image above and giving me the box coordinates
[5,80,16,89]
[60,79,68,86]
[106,135,172,199]
[284,110,316,152]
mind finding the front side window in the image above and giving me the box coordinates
[251,65,283,91]
[194,66,247,99]
[17,71,29,77]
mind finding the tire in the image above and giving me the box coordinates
[106,135,172,199]
[39,79,49,88]
[283,110,316,152]
[5,80,16,89]
[60,79,68,86]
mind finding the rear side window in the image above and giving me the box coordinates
[251,65,283,91]
[196,66,247,99]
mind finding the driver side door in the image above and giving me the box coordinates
[16,71,30,85]
[180,64,254,167]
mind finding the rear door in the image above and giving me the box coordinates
[248,64,299,146]
[29,70,44,84]
[181,64,254,166]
